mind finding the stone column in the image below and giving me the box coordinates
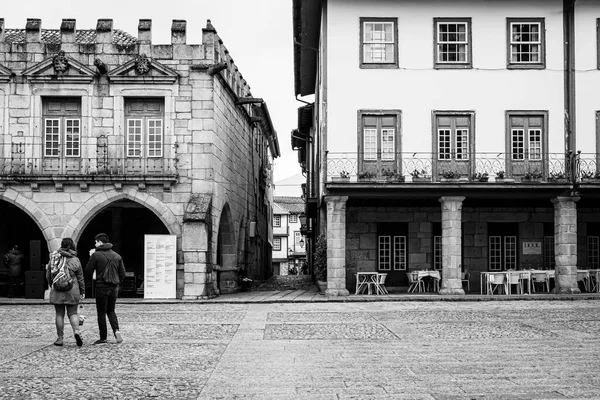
[438,196,466,295]
[325,196,349,296]
[552,196,580,294]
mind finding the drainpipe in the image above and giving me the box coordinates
[564,0,576,180]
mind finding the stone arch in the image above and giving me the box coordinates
[64,187,181,242]
[0,188,56,250]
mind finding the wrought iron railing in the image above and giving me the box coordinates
[0,143,177,178]
[326,151,594,183]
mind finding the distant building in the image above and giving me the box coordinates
[0,18,279,299]
[292,0,597,296]
[272,196,306,275]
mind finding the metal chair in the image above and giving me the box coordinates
[487,273,507,295]
[461,271,471,292]
[577,270,590,292]
[376,273,388,295]
[407,272,424,293]
[531,272,550,293]
[506,271,523,295]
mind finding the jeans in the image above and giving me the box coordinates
[95,285,120,340]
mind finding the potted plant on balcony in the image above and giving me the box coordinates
[580,170,600,183]
[332,170,351,182]
[440,170,464,182]
[494,170,514,183]
[313,234,328,293]
[357,170,376,181]
[471,172,489,182]
[548,171,568,183]
[522,170,543,183]
[410,168,431,182]
[381,168,405,183]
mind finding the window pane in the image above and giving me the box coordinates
[65,119,80,157]
[511,129,524,160]
[510,23,541,63]
[44,119,60,157]
[364,129,377,160]
[437,22,468,63]
[273,238,281,251]
[543,236,555,270]
[528,129,542,160]
[127,119,143,157]
[147,119,163,158]
[438,129,451,160]
[363,21,394,63]
[379,236,391,271]
[393,236,406,271]
[588,236,600,269]
[381,129,395,160]
[434,236,442,270]
[505,236,517,270]
[489,236,502,271]
[455,129,469,160]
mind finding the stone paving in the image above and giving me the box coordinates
[0,295,600,399]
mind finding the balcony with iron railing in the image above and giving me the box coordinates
[0,143,178,183]
[326,151,597,184]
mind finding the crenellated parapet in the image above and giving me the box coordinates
[0,18,252,98]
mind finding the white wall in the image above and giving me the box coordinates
[575,0,600,155]
[326,0,565,155]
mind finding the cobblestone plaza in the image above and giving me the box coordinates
[1,295,600,399]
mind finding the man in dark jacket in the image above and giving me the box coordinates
[4,245,24,298]
[85,233,126,345]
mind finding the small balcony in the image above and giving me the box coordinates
[0,143,178,184]
[326,151,595,184]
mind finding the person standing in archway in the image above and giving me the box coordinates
[85,233,126,345]
[4,245,24,298]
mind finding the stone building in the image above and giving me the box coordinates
[293,0,599,296]
[0,18,279,299]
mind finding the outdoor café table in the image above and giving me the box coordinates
[355,272,379,295]
[416,270,441,292]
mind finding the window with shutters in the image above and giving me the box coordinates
[434,18,472,69]
[360,18,399,69]
[357,111,402,176]
[124,98,164,158]
[43,97,81,158]
[507,18,545,69]
[506,111,548,177]
[433,112,474,177]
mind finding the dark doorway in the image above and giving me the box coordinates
[78,200,170,296]
[0,201,47,298]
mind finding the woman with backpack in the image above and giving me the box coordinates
[46,237,85,347]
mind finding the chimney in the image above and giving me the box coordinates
[138,19,152,44]
[171,20,186,44]
[96,19,113,44]
[60,19,76,43]
[25,18,41,43]
[0,19,4,42]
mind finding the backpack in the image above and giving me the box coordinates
[52,256,74,292]
[99,253,120,285]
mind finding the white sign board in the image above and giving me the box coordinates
[522,242,542,255]
[144,234,177,299]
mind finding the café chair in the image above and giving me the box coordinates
[577,270,590,292]
[407,272,424,293]
[506,272,523,295]
[487,273,506,295]
[461,271,471,292]
[376,273,388,295]
[531,272,550,293]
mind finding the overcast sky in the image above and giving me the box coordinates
[2,0,302,183]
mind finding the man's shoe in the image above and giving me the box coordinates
[74,333,83,347]
[53,337,63,346]
[93,339,107,345]
[114,331,123,344]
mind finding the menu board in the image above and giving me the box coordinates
[144,234,177,299]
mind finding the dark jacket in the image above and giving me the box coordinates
[4,248,24,277]
[46,249,85,305]
[85,243,126,288]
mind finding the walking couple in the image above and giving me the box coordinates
[47,233,126,347]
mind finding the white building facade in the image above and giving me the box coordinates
[293,0,598,295]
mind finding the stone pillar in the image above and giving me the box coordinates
[552,196,580,294]
[438,196,465,295]
[325,196,349,296]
